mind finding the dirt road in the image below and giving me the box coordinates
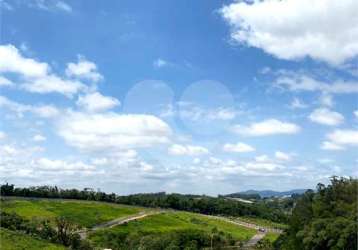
[202,214,282,249]
[243,232,266,249]
[78,210,163,239]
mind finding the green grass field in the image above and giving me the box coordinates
[263,232,280,243]
[1,198,259,249]
[0,198,143,228]
[0,228,65,250]
[90,211,256,245]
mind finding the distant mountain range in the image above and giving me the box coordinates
[225,189,308,198]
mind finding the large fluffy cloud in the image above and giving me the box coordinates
[0,44,86,97]
[0,44,49,77]
[221,0,358,65]
[321,129,358,151]
[232,119,300,136]
[57,112,172,151]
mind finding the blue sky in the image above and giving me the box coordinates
[0,0,357,195]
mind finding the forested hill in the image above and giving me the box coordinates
[275,176,357,250]
[0,184,288,223]
[225,189,307,198]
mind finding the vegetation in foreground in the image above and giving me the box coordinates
[0,198,142,228]
[94,228,240,250]
[0,228,65,250]
[275,177,357,250]
[0,211,92,249]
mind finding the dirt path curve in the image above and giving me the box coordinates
[78,210,163,239]
[205,215,283,233]
[202,214,282,249]
[242,232,266,249]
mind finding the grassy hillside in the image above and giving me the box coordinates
[1,198,260,249]
[263,232,280,243]
[90,211,256,248]
[98,212,256,239]
[0,198,143,228]
[0,228,65,250]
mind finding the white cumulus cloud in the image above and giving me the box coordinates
[0,44,49,77]
[66,56,103,82]
[321,141,345,151]
[326,129,358,147]
[222,142,255,153]
[57,111,172,152]
[221,0,358,65]
[309,108,344,126]
[0,44,86,97]
[232,119,300,136]
[33,134,46,142]
[21,74,85,97]
[168,144,209,156]
[76,92,120,112]
[275,151,292,161]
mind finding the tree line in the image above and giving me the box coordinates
[0,184,288,223]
